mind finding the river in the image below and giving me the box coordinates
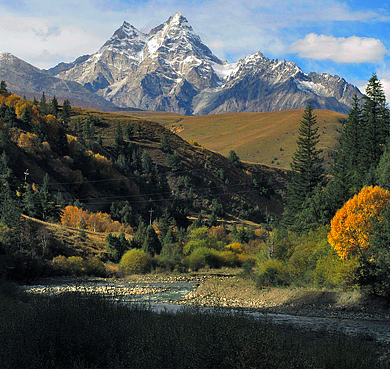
[24,279,390,343]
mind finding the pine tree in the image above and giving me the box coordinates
[49,96,59,117]
[360,73,390,171]
[115,122,124,154]
[327,96,363,207]
[142,225,162,256]
[0,151,12,184]
[61,99,71,129]
[284,102,324,228]
[141,151,153,174]
[39,92,47,116]
[39,174,57,221]
[125,122,133,141]
[97,134,103,146]
[3,106,17,127]
[0,81,9,96]
[22,184,38,218]
[21,106,31,125]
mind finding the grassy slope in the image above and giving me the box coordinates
[69,107,289,217]
[23,215,108,258]
[126,109,346,169]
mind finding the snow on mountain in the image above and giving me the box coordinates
[52,13,363,115]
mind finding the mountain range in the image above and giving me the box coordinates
[0,12,363,114]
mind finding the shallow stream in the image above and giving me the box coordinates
[24,279,390,343]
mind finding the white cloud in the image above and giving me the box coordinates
[289,34,388,64]
[382,79,390,102]
[0,15,105,68]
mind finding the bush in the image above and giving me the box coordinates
[85,258,107,277]
[257,259,287,287]
[314,252,359,288]
[67,256,85,275]
[184,247,222,271]
[52,255,70,274]
[51,255,107,277]
[119,249,150,275]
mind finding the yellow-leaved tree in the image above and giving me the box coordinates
[328,186,390,259]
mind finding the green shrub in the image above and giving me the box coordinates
[257,259,287,287]
[52,255,107,277]
[52,255,70,274]
[85,257,107,277]
[314,253,359,288]
[218,250,238,267]
[184,247,222,271]
[183,227,221,255]
[119,249,150,275]
[67,256,85,275]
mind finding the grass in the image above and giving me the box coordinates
[23,215,107,258]
[132,109,346,169]
[0,280,388,369]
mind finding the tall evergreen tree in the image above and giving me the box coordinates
[284,102,324,228]
[360,73,390,171]
[22,184,39,218]
[48,96,59,117]
[21,106,31,125]
[39,174,57,221]
[61,99,71,129]
[115,121,124,154]
[142,225,162,256]
[0,81,9,96]
[125,122,133,141]
[328,95,363,206]
[39,92,47,116]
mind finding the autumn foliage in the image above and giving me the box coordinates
[60,206,132,233]
[328,186,390,259]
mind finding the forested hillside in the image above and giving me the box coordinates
[259,74,390,296]
[0,81,287,280]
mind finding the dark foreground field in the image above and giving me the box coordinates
[0,281,388,369]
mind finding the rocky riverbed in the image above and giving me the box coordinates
[176,277,390,322]
[23,274,390,344]
[24,274,390,322]
[25,284,170,297]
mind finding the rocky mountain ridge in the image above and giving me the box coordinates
[0,52,118,110]
[49,12,363,115]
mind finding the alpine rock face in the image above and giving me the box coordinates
[51,12,363,115]
[0,52,117,109]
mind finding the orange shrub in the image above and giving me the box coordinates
[61,206,89,229]
[61,206,131,233]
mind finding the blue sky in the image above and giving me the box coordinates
[0,0,389,97]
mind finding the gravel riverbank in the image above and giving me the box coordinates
[177,277,390,322]
[25,274,390,322]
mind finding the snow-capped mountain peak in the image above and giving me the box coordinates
[52,13,363,114]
